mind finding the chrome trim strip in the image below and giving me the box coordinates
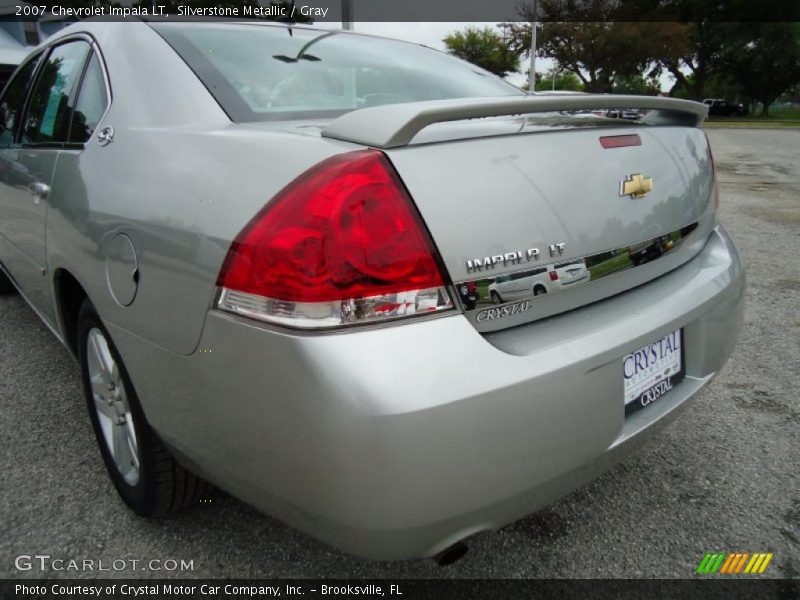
[215,285,455,331]
[89,38,114,133]
[455,223,698,317]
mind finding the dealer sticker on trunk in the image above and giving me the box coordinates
[623,329,684,416]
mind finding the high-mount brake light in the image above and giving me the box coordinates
[599,134,641,149]
[216,150,453,329]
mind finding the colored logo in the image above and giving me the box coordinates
[697,552,773,575]
[619,173,653,198]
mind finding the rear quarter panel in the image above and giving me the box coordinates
[45,22,356,354]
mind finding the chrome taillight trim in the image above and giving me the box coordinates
[216,286,454,330]
[455,222,699,317]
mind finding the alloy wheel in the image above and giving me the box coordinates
[86,327,140,486]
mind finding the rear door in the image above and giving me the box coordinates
[0,51,44,286]
[0,38,92,320]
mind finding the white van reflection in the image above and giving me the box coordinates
[488,260,590,304]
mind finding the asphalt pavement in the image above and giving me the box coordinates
[1,129,798,579]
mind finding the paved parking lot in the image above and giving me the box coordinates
[1,130,798,579]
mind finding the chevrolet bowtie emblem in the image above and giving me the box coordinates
[620,173,653,198]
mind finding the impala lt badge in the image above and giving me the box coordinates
[620,173,653,198]
[466,242,566,273]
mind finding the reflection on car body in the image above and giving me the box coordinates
[488,260,590,304]
[0,21,743,562]
[464,223,697,313]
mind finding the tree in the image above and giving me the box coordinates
[532,69,584,92]
[504,0,744,100]
[669,72,745,109]
[502,0,800,104]
[720,22,800,116]
[443,26,520,78]
[646,20,727,101]
[782,82,800,104]
[642,0,791,101]
[613,74,661,95]
[502,1,658,93]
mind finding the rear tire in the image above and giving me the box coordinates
[77,300,211,516]
[0,268,17,295]
[490,291,503,304]
[533,285,547,296]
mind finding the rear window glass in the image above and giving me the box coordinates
[151,23,523,122]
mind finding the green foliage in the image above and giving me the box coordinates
[782,82,800,104]
[719,22,800,116]
[532,70,584,92]
[443,26,520,78]
[612,74,661,95]
[504,0,800,109]
[502,1,658,93]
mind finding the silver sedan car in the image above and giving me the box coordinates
[0,21,744,562]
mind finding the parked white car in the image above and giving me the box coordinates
[488,260,590,303]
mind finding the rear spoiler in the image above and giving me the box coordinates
[321,95,708,149]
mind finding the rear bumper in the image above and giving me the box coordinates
[109,225,744,559]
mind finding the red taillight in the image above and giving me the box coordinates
[548,270,559,281]
[217,150,452,328]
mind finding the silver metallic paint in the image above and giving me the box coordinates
[385,126,716,332]
[0,21,744,560]
[321,94,707,148]
[41,22,361,354]
[107,226,744,559]
[461,222,698,317]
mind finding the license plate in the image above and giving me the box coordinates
[623,329,684,417]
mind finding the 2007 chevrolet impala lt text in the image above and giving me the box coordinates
[0,21,744,561]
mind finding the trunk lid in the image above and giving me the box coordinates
[382,120,716,332]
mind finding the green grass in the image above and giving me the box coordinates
[475,280,490,298]
[763,106,800,120]
[704,105,800,128]
[588,252,632,280]
[703,120,800,128]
